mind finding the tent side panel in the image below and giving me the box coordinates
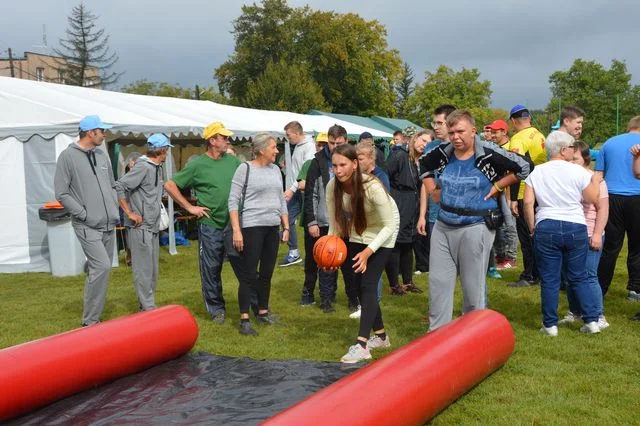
[26,135,58,272]
[0,137,30,269]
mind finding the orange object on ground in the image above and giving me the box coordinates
[0,305,198,422]
[263,309,515,426]
[313,235,348,269]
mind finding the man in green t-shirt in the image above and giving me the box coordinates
[164,121,241,324]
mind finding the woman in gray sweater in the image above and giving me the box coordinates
[228,132,289,336]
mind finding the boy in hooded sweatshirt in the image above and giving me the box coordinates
[115,134,173,311]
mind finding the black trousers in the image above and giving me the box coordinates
[413,234,430,272]
[598,194,640,295]
[515,199,538,281]
[229,226,279,314]
[385,242,414,287]
[343,242,392,339]
[303,226,339,302]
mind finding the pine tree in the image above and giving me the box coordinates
[395,62,415,118]
[54,3,122,88]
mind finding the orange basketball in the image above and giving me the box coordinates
[313,235,348,269]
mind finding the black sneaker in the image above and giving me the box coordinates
[256,312,279,325]
[239,321,258,336]
[320,299,335,313]
[507,279,539,288]
[300,292,316,306]
[210,311,226,324]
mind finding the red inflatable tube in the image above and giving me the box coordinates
[0,304,198,422]
[263,309,515,426]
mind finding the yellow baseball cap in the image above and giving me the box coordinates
[315,132,328,143]
[203,121,234,140]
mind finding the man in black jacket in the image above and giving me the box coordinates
[301,125,352,313]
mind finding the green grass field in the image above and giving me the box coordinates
[1,239,639,424]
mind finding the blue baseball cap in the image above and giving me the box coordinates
[551,120,561,130]
[509,104,530,118]
[359,131,373,141]
[147,133,174,148]
[79,115,113,131]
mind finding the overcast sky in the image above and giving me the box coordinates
[2,0,638,112]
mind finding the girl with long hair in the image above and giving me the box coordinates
[326,144,399,363]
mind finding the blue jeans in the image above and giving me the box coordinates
[567,236,604,317]
[286,191,302,251]
[198,223,226,315]
[534,220,599,327]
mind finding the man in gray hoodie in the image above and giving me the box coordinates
[115,134,173,311]
[54,115,119,326]
[281,121,317,266]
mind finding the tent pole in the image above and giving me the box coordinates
[166,147,177,256]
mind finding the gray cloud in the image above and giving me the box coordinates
[2,0,638,111]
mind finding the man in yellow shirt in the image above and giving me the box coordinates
[507,105,546,288]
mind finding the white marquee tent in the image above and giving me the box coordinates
[0,76,391,273]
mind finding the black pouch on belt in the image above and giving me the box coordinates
[484,209,504,230]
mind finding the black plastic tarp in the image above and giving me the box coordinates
[10,352,359,425]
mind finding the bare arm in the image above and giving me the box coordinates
[582,173,602,205]
[484,172,518,201]
[417,184,427,236]
[591,193,608,250]
[631,144,640,178]
[523,184,536,236]
[422,177,440,204]
[164,180,210,218]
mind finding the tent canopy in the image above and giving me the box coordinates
[0,77,392,142]
[307,109,423,135]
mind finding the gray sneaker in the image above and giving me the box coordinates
[627,290,640,301]
[239,321,258,336]
[210,311,225,324]
[558,311,581,325]
[367,334,391,349]
[256,312,279,325]
[340,344,372,363]
[508,279,538,288]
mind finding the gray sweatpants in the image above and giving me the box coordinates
[428,221,495,331]
[128,227,159,311]
[74,225,115,325]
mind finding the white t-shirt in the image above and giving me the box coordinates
[524,160,592,226]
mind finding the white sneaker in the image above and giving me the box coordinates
[349,305,361,319]
[597,315,610,330]
[367,334,391,349]
[579,321,601,334]
[340,344,372,363]
[540,325,558,336]
[558,311,580,324]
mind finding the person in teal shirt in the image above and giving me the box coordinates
[165,122,241,324]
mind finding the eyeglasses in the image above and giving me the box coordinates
[431,121,446,128]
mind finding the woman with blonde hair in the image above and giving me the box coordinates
[384,130,430,294]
